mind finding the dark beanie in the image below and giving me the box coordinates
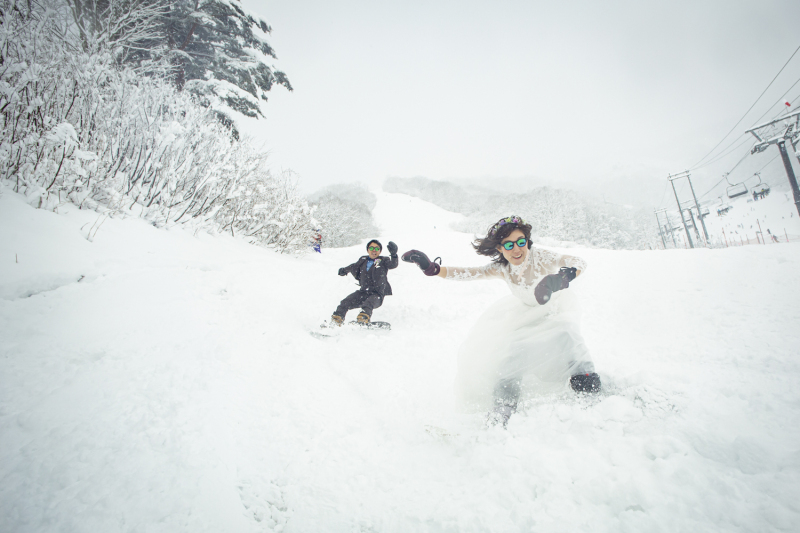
[366,240,382,252]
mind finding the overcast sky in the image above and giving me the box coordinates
[239,0,800,207]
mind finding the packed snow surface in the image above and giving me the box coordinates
[1,187,800,532]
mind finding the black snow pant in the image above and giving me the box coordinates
[334,290,384,319]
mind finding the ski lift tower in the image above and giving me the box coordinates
[745,109,800,218]
[654,208,668,248]
[668,170,709,245]
[668,171,709,248]
[667,173,693,248]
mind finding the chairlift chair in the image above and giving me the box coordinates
[750,172,771,195]
[726,183,748,198]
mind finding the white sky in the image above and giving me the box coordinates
[239,0,800,206]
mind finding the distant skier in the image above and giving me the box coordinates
[767,229,779,243]
[402,216,600,427]
[312,230,322,253]
[330,240,398,326]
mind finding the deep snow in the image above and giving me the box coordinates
[1,186,799,532]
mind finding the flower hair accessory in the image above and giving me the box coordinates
[489,215,527,237]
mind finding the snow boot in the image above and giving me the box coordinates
[356,312,370,325]
[330,314,344,327]
[570,372,601,393]
[487,405,515,428]
[487,378,521,428]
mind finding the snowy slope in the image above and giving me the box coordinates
[667,188,800,248]
[1,186,800,532]
[704,189,800,244]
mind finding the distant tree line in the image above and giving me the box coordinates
[384,177,658,250]
[0,0,313,252]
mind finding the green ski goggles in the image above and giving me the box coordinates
[502,238,527,250]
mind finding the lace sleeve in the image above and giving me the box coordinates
[558,253,588,273]
[445,262,504,281]
[532,248,588,277]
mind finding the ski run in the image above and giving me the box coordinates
[1,185,799,533]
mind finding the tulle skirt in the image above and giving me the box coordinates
[454,290,595,411]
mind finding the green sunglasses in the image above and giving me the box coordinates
[368,246,381,252]
[502,237,527,250]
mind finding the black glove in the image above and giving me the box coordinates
[560,266,577,281]
[401,250,441,276]
[338,267,347,276]
[534,267,576,305]
[387,241,398,255]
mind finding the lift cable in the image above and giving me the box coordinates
[690,44,800,170]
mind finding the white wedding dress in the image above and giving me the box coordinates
[445,246,595,411]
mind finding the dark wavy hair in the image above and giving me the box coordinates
[472,216,533,264]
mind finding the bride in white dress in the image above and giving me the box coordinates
[402,216,600,425]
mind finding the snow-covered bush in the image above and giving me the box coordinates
[0,0,314,252]
[307,184,378,248]
[216,169,315,253]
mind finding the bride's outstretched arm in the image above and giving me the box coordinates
[401,249,502,280]
[442,263,502,280]
[537,248,588,278]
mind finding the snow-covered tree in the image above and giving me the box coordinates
[216,169,316,253]
[307,184,378,248]
[65,0,168,59]
[160,0,292,119]
[62,0,292,124]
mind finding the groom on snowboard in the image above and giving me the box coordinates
[330,240,398,326]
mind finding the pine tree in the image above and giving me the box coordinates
[163,0,292,119]
[65,0,292,123]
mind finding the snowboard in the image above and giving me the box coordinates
[424,425,460,440]
[310,320,391,339]
[348,320,391,331]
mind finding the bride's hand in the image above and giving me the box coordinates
[401,250,441,276]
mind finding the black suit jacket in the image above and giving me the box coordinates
[342,254,399,296]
